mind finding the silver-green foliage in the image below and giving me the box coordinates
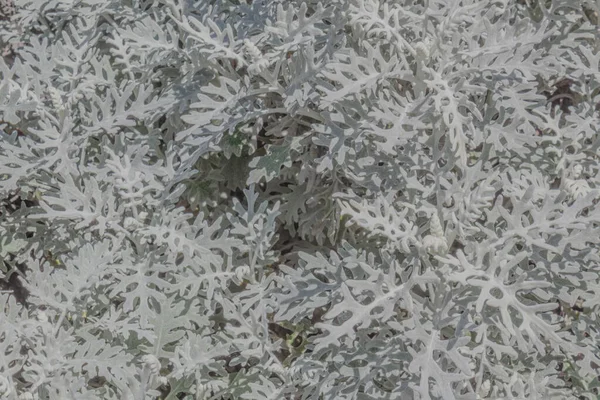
[1,0,600,398]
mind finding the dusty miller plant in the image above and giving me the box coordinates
[1,0,600,398]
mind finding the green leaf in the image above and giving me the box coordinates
[247,137,301,184]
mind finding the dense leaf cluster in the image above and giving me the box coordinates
[1,0,600,398]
